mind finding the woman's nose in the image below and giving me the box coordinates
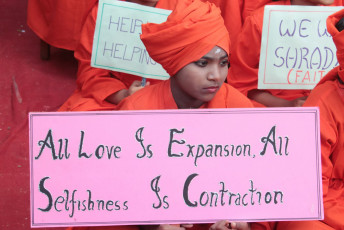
[207,66,221,81]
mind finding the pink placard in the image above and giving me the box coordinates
[29,108,323,228]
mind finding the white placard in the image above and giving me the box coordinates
[258,5,343,90]
[91,0,171,80]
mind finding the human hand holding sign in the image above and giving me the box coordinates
[129,80,151,95]
[106,80,151,104]
[210,220,250,230]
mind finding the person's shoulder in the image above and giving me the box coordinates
[254,0,289,12]
[242,4,266,32]
[247,1,289,26]
[222,83,254,108]
[117,83,163,110]
[304,80,344,130]
[83,1,99,26]
[222,83,248,98]
[305,80,341,107]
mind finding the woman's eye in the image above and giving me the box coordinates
[220,59,229,66]
[195,60,208,67]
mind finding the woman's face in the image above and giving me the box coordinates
[126,0,159,7]
[170,46,229,109]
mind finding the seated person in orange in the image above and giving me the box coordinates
[303,9,344,230]
[58,0,179,112]
[250,8,344,230]
[118,0,252,228]
[227,0,342,107]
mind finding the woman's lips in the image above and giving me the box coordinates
[203,86,219,93]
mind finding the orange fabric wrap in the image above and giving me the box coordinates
[27,0,95,50]
[140,0,230,76]
[324,9,344,84]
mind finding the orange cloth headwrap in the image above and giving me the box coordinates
[140,0,230,77]
[318,9,344,84]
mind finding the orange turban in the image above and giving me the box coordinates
[140,0,230,77]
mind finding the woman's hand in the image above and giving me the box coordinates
[128,80,150,96]
[106,80,150,104]
[210,220,250,230]
[290,96,307,107]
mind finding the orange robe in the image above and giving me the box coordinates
[227,0,344,107]
[205,0,243,47]
[58,0,178,111]
[27,0,95,50]
[117,80,253,110]
[303,68,344,230]
[303,10,344,229]
[204,0,273,48]
[242,0,272,21]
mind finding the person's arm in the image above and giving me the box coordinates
[106,89,129,105]
[248,89,307,107]
[106,80,151,104]
[318,105,336,200]
[74,4,129,105]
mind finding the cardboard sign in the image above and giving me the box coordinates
[91,0,171,80]
[258,6,343,90]
[29,108,323,228]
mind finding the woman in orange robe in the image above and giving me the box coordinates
[58,0,179,112]
[303,9,344,229]
[117,0,253,111]
[118,0,252,228]
[251,8,344,230]
[227,0,342,107]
